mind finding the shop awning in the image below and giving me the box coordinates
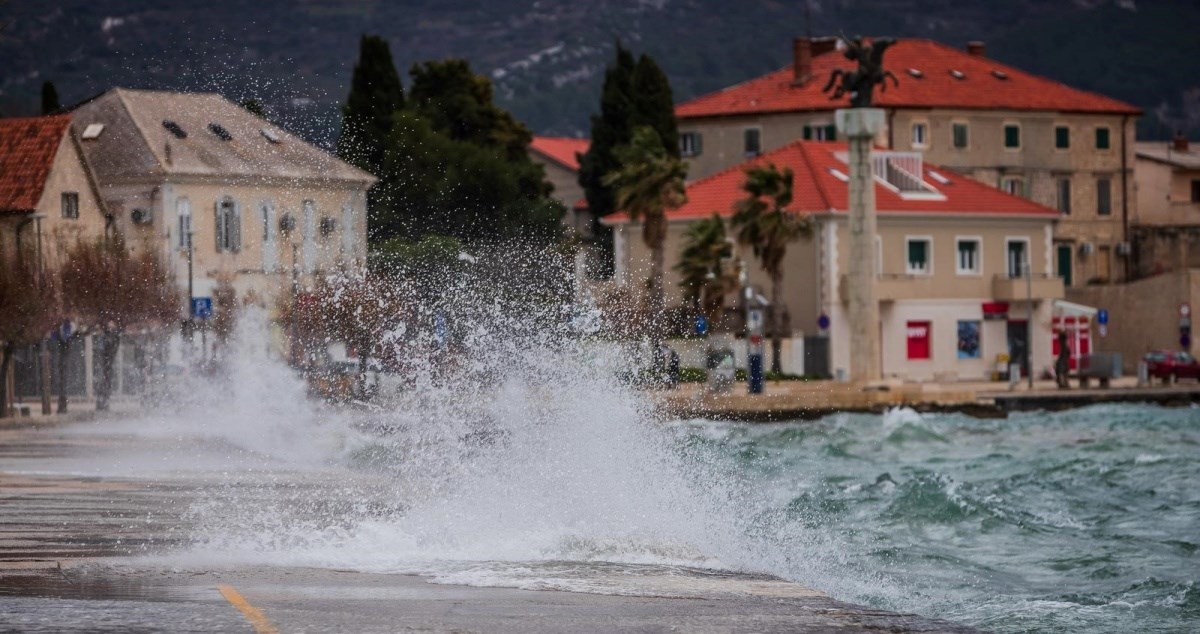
[1052,299,1098,318]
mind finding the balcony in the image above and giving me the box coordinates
[991,273,1065,301]
[839,273,939,302]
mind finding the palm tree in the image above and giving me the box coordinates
[603,125,688,322]
[676,213,735,327]
[732,163,812,374]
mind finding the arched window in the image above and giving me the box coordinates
[177,197,192,248]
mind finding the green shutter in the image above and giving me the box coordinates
[824,124,837,141]
[802,126,813,140]
[1055,126,1069,149]
[694,133,703,155]
[1096,127,1110,149]
[1004,125,1020,148]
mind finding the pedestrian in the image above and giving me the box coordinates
[1055,331,1071,389]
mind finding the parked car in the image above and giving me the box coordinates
[1143,351,1200,383]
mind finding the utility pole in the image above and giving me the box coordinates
[186,229,195,361]
[1026,251,1034,389]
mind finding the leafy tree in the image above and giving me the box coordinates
[676,213,734,325]
[60,238,180,411]
[40,81,60,115]
[0,252,58,418]
[311,269,411,398]
[372,69,563,245]
[239,98,266,118]
[731,163,812,374]
[336,34,405,177]
[631,54,680,159]
[603,126,688,321]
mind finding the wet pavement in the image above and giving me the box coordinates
[0,423,979,633]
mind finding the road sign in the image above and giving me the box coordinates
[1097,309,1108,325]
[1099,324,1108,338]
[694,314,708,336]
[190,297,213,319]
[1182,303,1192,318]
[817,313,831,330]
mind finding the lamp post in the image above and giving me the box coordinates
[185,229,194,360]
[1026,252,1034,389]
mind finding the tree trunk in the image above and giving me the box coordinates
[57,336,69,414]
[96,331,120,412]
[770,269,784,375]
[0,344,12,419]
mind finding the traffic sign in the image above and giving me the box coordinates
[817,313,831,330]
[694,314,708,336]
[1182,303,1192,318]
[1097,309,1108,325]
[190,297,213,319]
[1098,324,1108,338]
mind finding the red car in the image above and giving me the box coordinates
[1143,351,1200,383]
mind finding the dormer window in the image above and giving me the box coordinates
[81,123,105,140]
[208,123,232,141]
[162,120,187,139]
[949,70,966,80]
[991,70,1009,80]
[906,68,924,78]
[260,128,281,144]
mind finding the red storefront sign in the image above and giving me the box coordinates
[982,301,1010,321]
[1052,316,1092,370]
[906,321,932,360]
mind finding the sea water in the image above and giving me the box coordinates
[94,264,1197,633]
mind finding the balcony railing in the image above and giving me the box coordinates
[991,273,1065,301]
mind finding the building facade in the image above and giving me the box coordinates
[607,140,1072,381]
[1133,136,1200,276]
[674,37,1140,286]
[70,89,375,309]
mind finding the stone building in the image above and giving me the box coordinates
[1133,136,1200,277]
[674,37,1141,286]
[70,88,375,306]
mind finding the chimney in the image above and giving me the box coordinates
[1173,132,1190,153]
[793,37,813,84]
[966,41,986,57]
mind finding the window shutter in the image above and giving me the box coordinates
[214,201,225,252]
[695,133,703,155]
[824,124,837,141]
[802,126,812,140]
[230,202,242,252]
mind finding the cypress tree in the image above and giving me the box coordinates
[578,43,636,223]
[336,34,405,177]
[631,54,680,159]
[41,81,60,115]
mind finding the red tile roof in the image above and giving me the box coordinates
[0,114,72,214]
[529,136,590,171]
[606,140,1059,223]
[677,39,1140,119]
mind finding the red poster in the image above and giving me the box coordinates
[907,321,932,360]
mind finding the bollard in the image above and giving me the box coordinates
[1009,363,1021,391]
[1137,361,1148,387]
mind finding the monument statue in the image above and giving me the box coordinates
[822,36,899,108]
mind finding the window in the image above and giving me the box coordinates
[906,321,932,360]
[952,122,969,149]
[957,321,981,359]
[1097,178,1112,215]
[208,122,232,141]
[61,192,79,219]
[162,120,187,139]
[1057,178,1072,214]
[1006,239,1028,279]
[341,204,355,256]
[743,128,761,156]
[679,132,702,157]
[911,122,928,148]
[215,197,241,253]
[1095,127,1111,150]
[1002,176,1025,198]
[1055,125,1070,149]
[906,237,931,274]
[177,198,191,248]
[1191,179,1200,203]
[1004,123,1021,149]
[260,201,277,272]
[302,199,316,273]
[956,238,980,275]
[802,124,836,141]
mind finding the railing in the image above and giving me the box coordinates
[872,151,935,193]
[991,273,1065,301]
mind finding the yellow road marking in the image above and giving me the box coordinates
[218,584,280,634]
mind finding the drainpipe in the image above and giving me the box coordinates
[1120,114,1130,281]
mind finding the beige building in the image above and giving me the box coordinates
[528,136,589,235]
[606,141,1076,381]
[675,37,1140,286]
[70,89,375,309]
[1133,136,1200,275]
[0,114,107,273]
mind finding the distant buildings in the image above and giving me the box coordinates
[528,136,589,236]
[606,140,1075,381]
[1133,135,1200,276]
[674,37,1141,287]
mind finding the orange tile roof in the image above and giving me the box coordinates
[606,140,1059,223]
[0,114,72,214]
[529,136,590,171]
[677,39,1140,119]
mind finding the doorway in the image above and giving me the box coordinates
[1007,320,1029,377]
[1056,244,1073,287]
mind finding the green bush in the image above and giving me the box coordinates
[678,367,707,383]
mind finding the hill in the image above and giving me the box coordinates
[1,0,1196,147]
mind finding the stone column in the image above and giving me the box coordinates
[836,108,884,384]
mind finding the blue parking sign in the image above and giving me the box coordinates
[191,297,213,319]
[1097,309,1108,325]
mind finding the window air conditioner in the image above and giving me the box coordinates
[1078,242,1094,256]
[130,208,152,225]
